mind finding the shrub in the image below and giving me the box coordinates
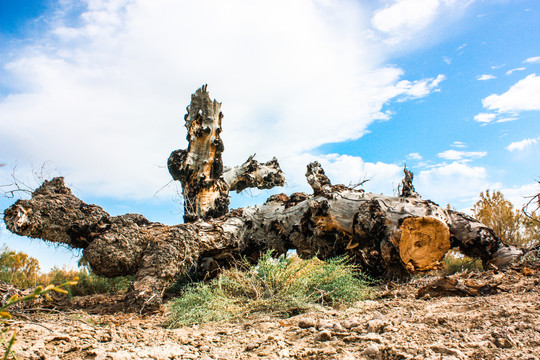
[168,252,371,327]
[444,251,483,274]
[42,267,133,296]
[472,190,539,249]
[0,247,40,289]
[0,247,133,296]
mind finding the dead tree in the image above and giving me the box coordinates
[3,87,522,311]
[167,85,285,222]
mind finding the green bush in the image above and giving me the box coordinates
[444,252,483,274]
[168,252,371,327]
[0,246,133,296]
[45,267,133,296]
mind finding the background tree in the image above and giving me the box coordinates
[0,246,40,288]
[472,190,539,249]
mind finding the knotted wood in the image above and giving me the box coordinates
[168,86,285,222]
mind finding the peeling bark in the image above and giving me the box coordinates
[168,86,285,222]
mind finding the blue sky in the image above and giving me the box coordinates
[1,0,539,272]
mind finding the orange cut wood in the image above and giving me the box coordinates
[397,216,451,272]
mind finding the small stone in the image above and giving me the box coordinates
[298,318,317,328]
[367,319,385,334]
[317,320,334,330]
[315,330,332,342]
[199,345,211,352]
[245,342,259,351]
[372,311,384,320]
[431,345,466,358]
[362,344,379,357]
[358,333,383,343]
[342,319,361,329]
[493,337,514,349]
[333,322,345,332]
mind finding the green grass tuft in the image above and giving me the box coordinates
[168,252,371,327]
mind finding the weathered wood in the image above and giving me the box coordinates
[168,86,285,222]
[167,85,229,223]
[3,168,521,310]
[2,86,522,311]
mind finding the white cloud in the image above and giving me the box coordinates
[495,116,518,123]
[500,182,540,209]
[471,182,540,210]
[392,74,446,101]
[416,161,489,207]
[371,0,441,35]
[407,153,423,160]
[524,56,540,64]
[482,73,540,113]
[476,74,496,80]
[0,0,450,200]
[437,150,487,160]
[280,153,403,196]
[451,141,466,148]
[505,67,526,76]
[506,137,540,152]
[370,0,473,46]
[473,113,496,123]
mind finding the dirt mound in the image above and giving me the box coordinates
[4,260,540,359]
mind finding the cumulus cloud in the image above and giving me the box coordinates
[524,56,540,64]
[370,0,472,46]
[416,161,489,207]
[387,74,446,101]
[277,153,403,197]
[406,153,422,160]
[473,113,496,123]
[437,150,487,160]
[0,0,451,200]
[476,74,496,80]
[499,182,540,209]
[482,73,540,113]
[506,137,540,152]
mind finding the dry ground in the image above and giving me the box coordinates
[5,262,540,360]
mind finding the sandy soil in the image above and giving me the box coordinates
[5,262,540,360]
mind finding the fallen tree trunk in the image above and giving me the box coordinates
[2,86,522,311]
[4,170,521,311]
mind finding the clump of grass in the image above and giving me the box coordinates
[444,251,484,274]
[168,252,371,327]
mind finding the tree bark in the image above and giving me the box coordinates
[167,85,285,222]
[3,168,521,311]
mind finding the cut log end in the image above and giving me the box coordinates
[393,217,451,273]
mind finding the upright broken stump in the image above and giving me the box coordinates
[168,85,285,222]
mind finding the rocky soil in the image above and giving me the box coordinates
[5,261,540,360]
